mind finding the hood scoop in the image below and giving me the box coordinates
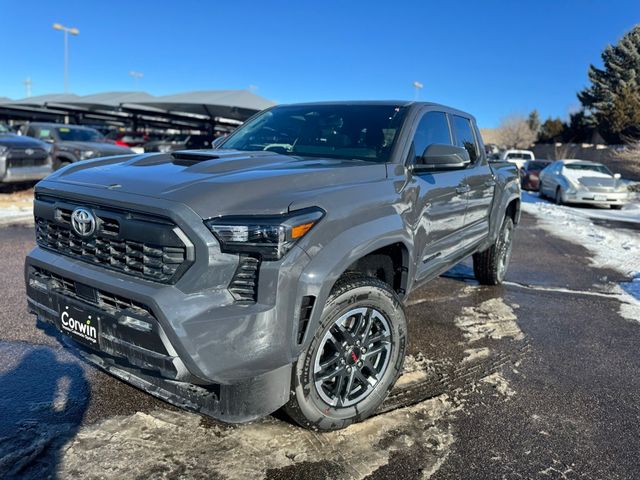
[171,150,221,166]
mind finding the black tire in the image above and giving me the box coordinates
[539,181,546,199]
[284,275,407,431]
[53,157,71,171]
[555,187,564,205]
[473,216,514,286]
[611,205,623,210]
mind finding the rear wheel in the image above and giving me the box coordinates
[284,275,406,431]
[473,216,514,285]
[555,187,564,205]
[53,157,71,171]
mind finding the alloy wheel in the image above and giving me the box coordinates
[313,307,392,407]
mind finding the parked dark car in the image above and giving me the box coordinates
[0,123,53,184]
[520,159,552,191]
[144,134,216,152]
[24,122,134,169]
[26,101,521,430]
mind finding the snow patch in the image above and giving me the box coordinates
[397,352,435,386]
[454,298,523,343]
[522,193,640,276]
[59,395,458,479]
[481,372,516,398]
[462,347,491,363]
[522,193,640,321]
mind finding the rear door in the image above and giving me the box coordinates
[408,110,470,282]
[452,115,495,247]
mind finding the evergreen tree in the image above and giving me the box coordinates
[578,25,640,142]
[538,117,565,143]
[527,110,541,135]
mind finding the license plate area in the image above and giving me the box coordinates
[594,194,607,201]
[55,297,102,349]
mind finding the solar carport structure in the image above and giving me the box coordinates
[0,90,275,132]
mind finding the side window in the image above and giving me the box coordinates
[26,126,37,138]
[452,115,479,163]
[412,111,452,165]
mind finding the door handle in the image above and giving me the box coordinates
[456,184,470,194]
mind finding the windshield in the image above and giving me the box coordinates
[0,124,9,134]
[56,126,103,142]
[526,161,549,171]
[220,104,408,162]
[507,152,533,160]
[564,163,611,175]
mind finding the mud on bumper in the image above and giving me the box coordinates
[26,263,292,423]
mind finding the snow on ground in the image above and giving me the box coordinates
[59,395,458,480]
[455,298,523,343]
[521,191,640,321]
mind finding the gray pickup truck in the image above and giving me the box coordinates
[25,101,520,430]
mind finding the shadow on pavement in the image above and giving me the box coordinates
[0,344,90,479]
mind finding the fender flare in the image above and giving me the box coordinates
[294,215,412,348]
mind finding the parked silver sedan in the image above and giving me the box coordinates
[539,159,629,209]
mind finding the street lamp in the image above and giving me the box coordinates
[53,23,80,93]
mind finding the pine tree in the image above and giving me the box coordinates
[527,110,541,135]
[538,118,565,143]
[578,25,640,142]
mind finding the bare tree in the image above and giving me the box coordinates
[495,115,537,149]
[617,141,640,161]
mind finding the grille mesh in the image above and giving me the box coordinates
[36,212,187,284]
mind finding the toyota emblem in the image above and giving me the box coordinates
[25,149,34,156]
[70,207,96,237]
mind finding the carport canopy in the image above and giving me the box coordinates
[0,90,276,128]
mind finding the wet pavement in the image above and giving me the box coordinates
[0,212,639,479]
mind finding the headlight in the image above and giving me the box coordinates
[79,150,96,160]
[205,208,324,260]
[0,145,8,157]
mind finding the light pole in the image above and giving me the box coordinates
[413,81,424,100]
[53,23,80,93]
[129,71,144,88]
[23,77,32,98]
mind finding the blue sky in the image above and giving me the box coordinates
[1,0,638,127]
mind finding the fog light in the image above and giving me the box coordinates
[118,315,152,332]
[29,277,49,291]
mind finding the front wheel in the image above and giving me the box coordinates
[555,187,564,205]
[473,216,515,285]
[284,276,407,431]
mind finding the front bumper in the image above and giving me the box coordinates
[25,236,310,420]
[0,162,52,183]
[565,190,629,206]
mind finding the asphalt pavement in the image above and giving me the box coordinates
[0,212,639,479]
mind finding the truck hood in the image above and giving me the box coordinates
[0,134,48,149]
[42,149,388,217]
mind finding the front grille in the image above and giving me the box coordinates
[7,148,49,168]
[35,196,192,284]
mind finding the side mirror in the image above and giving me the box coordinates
[614,173,621,180]
[413,144,470,172]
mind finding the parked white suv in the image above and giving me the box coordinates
[500,150,535,170]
